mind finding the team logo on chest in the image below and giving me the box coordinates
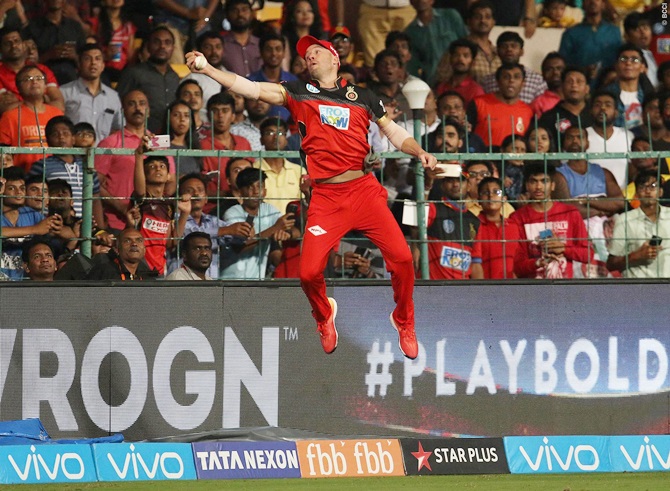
[319,105,350,130]
[345,86,358,101]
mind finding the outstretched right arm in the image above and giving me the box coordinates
[185,51,286,106]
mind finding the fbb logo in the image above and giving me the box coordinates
[296,440,404,478]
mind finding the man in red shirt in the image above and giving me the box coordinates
[435,39,484,105]
[187,35,437,359]
[510,162,591,278]
[468,63,534,149]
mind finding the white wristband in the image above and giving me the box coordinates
[230,75,261,100]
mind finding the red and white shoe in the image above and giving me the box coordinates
[317,297,338,354]
[390,312,418,359]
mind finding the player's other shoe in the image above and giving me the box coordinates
[317,297,338,354]
[390,312,418,359]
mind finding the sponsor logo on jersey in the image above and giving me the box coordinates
[306,84,320,93]
[308,225,327,236]
[143,217,170,235]
[319,105,350,130]
[440,246,471,272]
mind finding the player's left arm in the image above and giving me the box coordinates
[377,115,437,170]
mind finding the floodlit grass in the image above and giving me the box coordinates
[4,473,670,491]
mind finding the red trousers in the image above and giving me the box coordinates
[299,173,415,326]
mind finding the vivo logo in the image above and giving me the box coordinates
[619,436,670,470]
[518,437,600,471]
[7,445,86,481]
[106,444,184,479]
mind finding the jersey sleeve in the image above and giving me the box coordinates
[363,87,388,122]
[280,80,301,121]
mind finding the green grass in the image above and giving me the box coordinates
[2,473,669,491]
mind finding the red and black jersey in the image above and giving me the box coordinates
[281,78,387,180]
[132,194,174,275]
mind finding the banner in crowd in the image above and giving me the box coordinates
[0,284,668,440]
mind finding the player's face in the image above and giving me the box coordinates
[183,237,212,272]
[304,44,338,80]
[210,104,235,133]
[526,173,554,201]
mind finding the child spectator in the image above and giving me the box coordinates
[73,122,96,148]
[24,174,49,214]
[538,0,577,28]
[126,137,191,276]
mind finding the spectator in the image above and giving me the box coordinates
[385,30,419,85]
[248,33,297,124]
[220,167,292,279]
[23,37,39,64]
[331,233,385,279]
[165,231,215,280]
[86,227,157,280]
[253,118,305,214]
[21,236,57,281]
[607,170,670,277]
[464,160,515,218]
[216,156,252,217]
[73,121,96,148]
[170,173,252,279]
[658,61,670,93]
[29,115,105,224]
[0,27,64,114]
[24,174,49,213]
[332,26,366,82]
[530,52,565,117]
[281,0,325,61]
[201,92,252,191]
[471,177,521,279]
[538,66,593,140]
[222,0,261,77]
[0,1,26,30]
[421,167,481,279]
[281,0,344,35]
[585,90,634,189]
[166,99,201,176]
[538,0,577,28]
[480,31,547,104]
[635,95,666,142]
[558,0,622,80]
[46,178,81,254]
[96,89,177,230]
[60,43,122,142]
[357,0,414,69]
[176,79,210,140]
[116,26,180,133]
[182,32,225,122]
[625,137,667,204]
[403,0,466,84]
[0,65,64,171]
[24,0,86,85]
[468,63,534,149]
[152,0,218,64]
[436,91,486,153]
[526,126,555,153]
[434,39,485,105]
[92,0,137,84]
[460,0,500,83]
[624,12,657,87]
[511,162,591,278]
[367,50,411,118]
[500,134,528,205]
[230,97,271,151]
[605,43,653,131]
[126,137,190,275]
[1,166,59,280]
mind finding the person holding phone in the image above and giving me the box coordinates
[187,35,436,359]
[607,170,670,277]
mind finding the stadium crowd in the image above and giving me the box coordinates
[1,0,670,281]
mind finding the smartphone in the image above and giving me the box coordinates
[245,214,255,225]
[650,235,663,247]
[538,229,553,240]
[354,246,372,259]
[286,203,299,216]
[149,134,170,149]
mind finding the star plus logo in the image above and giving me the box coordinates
[411,442,432,472]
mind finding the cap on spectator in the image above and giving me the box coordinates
[623,12,651,31]
[296,35,340,66]
[329,26,351,40]
[496,31,524,48]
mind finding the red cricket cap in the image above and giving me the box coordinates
[329,26,351,40]
[296,35,340,66]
